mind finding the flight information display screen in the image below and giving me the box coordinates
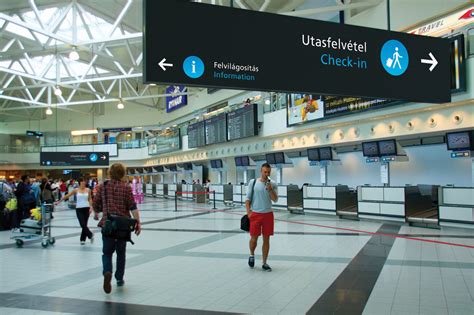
[227,104,258,141]
[205,113,227,145]
[187,121,205,148]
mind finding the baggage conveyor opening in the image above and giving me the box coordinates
[406,185,439,227]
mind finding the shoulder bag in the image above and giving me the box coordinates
[101,181,137,244]
[240,179,257,232]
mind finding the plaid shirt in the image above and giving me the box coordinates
[93,180,137,227]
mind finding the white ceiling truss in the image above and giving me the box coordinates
[0,0,381,122]
[0,0,175,121]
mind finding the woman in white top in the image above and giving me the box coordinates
[56,178,94,245]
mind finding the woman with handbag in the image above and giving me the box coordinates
[93,163,141,294]
[56,178,94,245]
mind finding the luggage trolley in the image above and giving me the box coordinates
[11,203,56,248]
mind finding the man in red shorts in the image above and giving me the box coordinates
[246,163,278,271]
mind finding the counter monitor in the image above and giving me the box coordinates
[266,153,276,165]
[319,147,333,161]
[446,131,473,151]
[307,148,320,161]
[378,140,397,156]
[362,142,380,157]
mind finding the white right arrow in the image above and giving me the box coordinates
[420,52,438,72]
[158,58,173,71]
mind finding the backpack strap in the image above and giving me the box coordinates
[249,178,257,206]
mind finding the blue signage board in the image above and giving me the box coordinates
[166,85,188,112]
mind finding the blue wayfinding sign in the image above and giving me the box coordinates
[166,85,188,112]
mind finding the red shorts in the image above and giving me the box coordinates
[249,212,274,237]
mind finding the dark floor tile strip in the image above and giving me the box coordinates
[307,224,401,315]
[0,292,237,315]
[0,231,86,250]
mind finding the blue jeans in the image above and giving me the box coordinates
[102,234,127,281]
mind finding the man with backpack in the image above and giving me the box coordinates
[245,163,278,272]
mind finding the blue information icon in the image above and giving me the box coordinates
[380,40,409,76]
[183,56,204,79]
[89,153,98,162]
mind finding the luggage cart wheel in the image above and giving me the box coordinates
[16,239,24,247]
[49,238,56,245]
[41,240,49,248]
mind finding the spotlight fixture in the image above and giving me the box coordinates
[69,47,79,61]
[117,100,124,109]
[54,86,62,96]
[264,99,271,105]
[45,107,53,115]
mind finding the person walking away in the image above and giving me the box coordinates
[245,163,278,272]
[40,178,54,204]
[14,176,35,229]
[93,163,141,294]
[56,178,94,245]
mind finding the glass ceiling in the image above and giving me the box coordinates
[1,4,133,80]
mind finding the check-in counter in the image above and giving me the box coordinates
[233,184,246,205]
[358,185,433,222]
[223,184,233,204]
[274,185,287,209]
[156,183,167,198]
[303,185,357,216]
[181,184,194,200]
[193,184,206,203]
[439,187,474,228]
[209,184,224,202]
[287,185,303,213]
[167,183,182,199]
[145,184,154,197]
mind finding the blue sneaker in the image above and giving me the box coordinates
[248,256,255,268]
[117,280,125,287]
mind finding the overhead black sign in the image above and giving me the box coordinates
[144,1,450,103]
[40,152,109,166]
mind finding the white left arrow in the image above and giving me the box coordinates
[158,58,173,71]
[420,52,438,72]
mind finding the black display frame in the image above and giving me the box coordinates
[318,147,333,161]
[378,139,398,156]
[446,130,473,151]
[362,142,380,157]
[265,153,276,165]
[307,148,320,161]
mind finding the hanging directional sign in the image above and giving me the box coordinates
[144,1,450,103]
[40,152,109,166]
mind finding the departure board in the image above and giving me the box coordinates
[205,113,227,145]
[227,104,258,141]
[187,121,205,148]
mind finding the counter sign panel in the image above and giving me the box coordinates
[144,1,450,103]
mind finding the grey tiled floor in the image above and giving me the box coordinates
[0,197,473,314]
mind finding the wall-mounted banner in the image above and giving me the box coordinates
[144,1,450,103]
[166,85,188,112]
